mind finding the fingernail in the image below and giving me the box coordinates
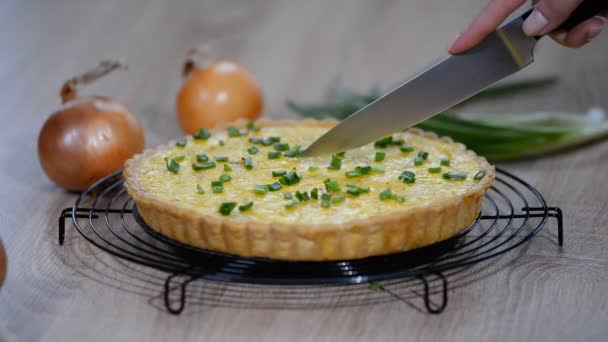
[448,34,462,53]
[523,9,548,36]
[586,23,603,42]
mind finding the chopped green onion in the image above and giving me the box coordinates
[213,185,224,193]
[223,164,232,172]
[173,155,185,162]
[374,152,386,162]
[295,191,310,202]
[193,128,211,140]
[191,162,216,171]
[414,156,424,166]
[398,171,416,183]
[428,166,442,173]
[279,172,301,186]
[379,188,393,201]
[196,184,205,194]
[197,154,209,162]
[355,165,372,174]
[247,146,259,155]
[262,136,280,146]
[418,151,429,160]
[324,179,341,192]
[334,151,346,158]
[346,182,358,188]
[215,155,229,162]
[442,172,467,180]
[274,143,290,151]
[219,174,232,183]
[473,169,487,180]
[227,126,244,137]
[175,138,187,147]
[347,188,360,196]
[246,121,259,131]
[283,191,293,199]
[321,200,331,208]
[272,170,287,177]
[285,200,298,209]
[440,158,451,166]
[328,154,342,170]
[345,170,362,178]
[244,157,253,170]
[394,195,405,203]
[400,145,415,153]
[308,166,319,172]
[374,136,393,148]
[254,185,269,195]
[268,182,282,191]
[249,137,261,144]
[268,151,282,159]
[284,150,296,157]
[371,165,385,173]
[238,201,254,212]
[211,180,223,187]
[219,202,237,215]
[331,193,345,203]
[311,188,319,199]
[321,193,331,201]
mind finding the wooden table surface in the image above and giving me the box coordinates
[1,0,607,341]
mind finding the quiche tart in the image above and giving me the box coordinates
[124,120,494,261]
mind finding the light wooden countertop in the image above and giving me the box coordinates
[1,0,607,341]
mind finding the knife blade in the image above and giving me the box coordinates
[302,0,608,157]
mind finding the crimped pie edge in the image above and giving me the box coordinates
[124,119,495,261]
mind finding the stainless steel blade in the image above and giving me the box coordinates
[302,15,537,157]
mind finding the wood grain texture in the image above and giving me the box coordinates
[0,0,607,341]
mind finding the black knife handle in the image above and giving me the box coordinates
[521,0,607,34]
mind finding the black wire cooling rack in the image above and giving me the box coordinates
[58,168,562,315]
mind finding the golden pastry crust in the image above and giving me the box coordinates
[124,119,494,261]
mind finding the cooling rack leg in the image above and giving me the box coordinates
[417,272,448,314]
[58,208,73,246]
[547,207,564,246]
[163,271,198,315]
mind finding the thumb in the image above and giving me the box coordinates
[522,0,585,36]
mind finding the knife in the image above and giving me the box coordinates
[302,1,606,157]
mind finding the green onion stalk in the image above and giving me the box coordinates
[287,78,608,162]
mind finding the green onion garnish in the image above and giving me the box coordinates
[414,156,424,166]
[374,136,393,148]
[247,146,259,155]
[254,185,269,195]
[331,193,345,203]
[279,172,301,186]
[311,188,319,199]
[398,171,416,183]
[374,152,386,162]
[193,128,211,140]
[219,174,232,183]
[285,199,298,209]
[227,126,243,137]
[284,150,296,157]
[261,136,280,146]
[345,170,362,178]
[272,170,287,177]
[308,166,319,172]
[219,202,237,216]
[324,179,341,192]
[246,121,259,131]
[244,157,253,170]
[175,138,187,147]
[223,164,232,172]
[283,191,293,199]
[347,188,360,196]
[321,200,331,208]
[321,193,331,201]
[196,184,205,194]
[211,180,223,187]
[346,182,358,188]
[440,158,451,166]
[328,154,342,170]
[197,154,209,162]
[473,169,487,180]
[274,143,290,151]
[191,162,216,171]
[371,165,385,173]
[334,151,346,158]
[249,137,261,144]
[238,201,254,212]
[394,195,405,203]
[213,185,224,193]
[174,155,185,162]
[418,151,429,160]
[355,165,372,174]
[268,151,282,159]
[443,172,467,180]
[428,166,442,173]
[379,188,393,201]
[215,156,229,162]
[400,145,415,153]
[268,182,282,191]
[295,191,310,202]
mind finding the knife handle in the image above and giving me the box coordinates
[521,0,607,33]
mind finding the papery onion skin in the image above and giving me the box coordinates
[38,96,144,191]
[176,60,263,134]
[0,239,6,288]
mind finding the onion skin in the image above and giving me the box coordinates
[176,60,263,134]
[38,96,144,191]
[0,239,5,288]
